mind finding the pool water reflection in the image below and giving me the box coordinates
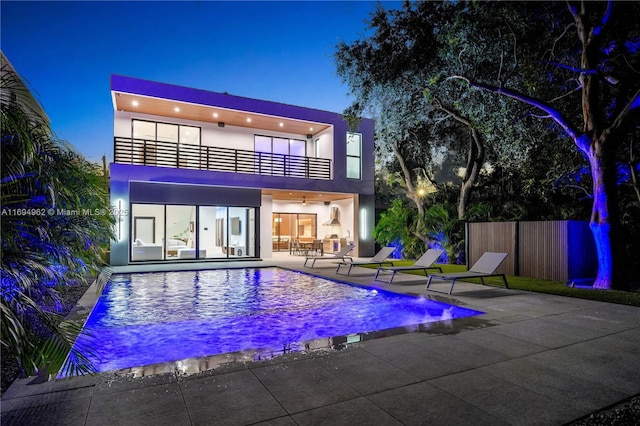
[76,268,483,373]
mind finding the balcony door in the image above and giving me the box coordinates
[255,135,307,177]
[132,119,200,167]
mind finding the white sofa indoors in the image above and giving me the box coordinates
[166,238,188,256]
[131,239,162,261]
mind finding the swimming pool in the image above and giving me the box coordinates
[75,268,483,373]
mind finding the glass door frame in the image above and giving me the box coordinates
[272,212,318,252]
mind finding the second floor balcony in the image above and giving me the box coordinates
[114,137,332,180]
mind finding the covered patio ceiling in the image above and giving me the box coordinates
[263,189,354,204]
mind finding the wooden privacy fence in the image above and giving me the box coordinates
[466,220,597,283]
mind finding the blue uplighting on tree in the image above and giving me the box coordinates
[428,232,449,264]
[390,239,403,259]
[625,37,640,54]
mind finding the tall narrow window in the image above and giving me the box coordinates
[346,132,361,179]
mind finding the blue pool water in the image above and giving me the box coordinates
[77,268,483,372]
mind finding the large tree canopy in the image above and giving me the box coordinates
[337,1,639,289]
[441,1,640,289]
[335,1,545,227]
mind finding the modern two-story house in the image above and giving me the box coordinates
[109,75,375,265]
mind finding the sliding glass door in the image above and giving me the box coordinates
[198,206,255,259]
[166,205,196,259]
[131,203,256,261]
[272,213,317,251]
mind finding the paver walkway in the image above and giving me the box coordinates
[2,257,639,425]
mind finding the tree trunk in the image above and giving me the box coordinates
[576,129,618,290]
[433,99,484,219]
[574,3,616,290]
[586,137,615,290]
[458,127,484,220]
[630,136,640,205]
[444,2,640,289]
[391,141,428,243]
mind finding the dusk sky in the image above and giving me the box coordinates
[1,1,399,163]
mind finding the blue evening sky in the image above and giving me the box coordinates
[2,1,399,163]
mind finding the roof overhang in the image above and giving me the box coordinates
[111,75,333,137]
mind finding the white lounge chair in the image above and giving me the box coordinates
[426,252,509,294]
[336,246,396,275]
[374,249,444,283]
[304,245,355,268]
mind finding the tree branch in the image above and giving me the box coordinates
[432,97,472,127]
[592,0,613,38]
[629,134,640,204]
[531,113,553,119]
[566,1,583,42]
[497,28,505,85]
[446,75,581,140]
[544,23,575,61]
[392,141,417,195]
[542,61,597,74]
[548,80,583,103]
[621,54,640,74]
[604,87,640,138]
[457,45,467,72]
[502,17,519,83]
[561,184,593,200]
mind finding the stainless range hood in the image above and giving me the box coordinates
[323,207,341,226]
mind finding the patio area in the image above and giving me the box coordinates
[2,255,639,425]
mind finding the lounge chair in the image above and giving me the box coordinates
[304,245,355,267]
[335,246,396,275]
[374,249,444,283]
[426,252,509,294]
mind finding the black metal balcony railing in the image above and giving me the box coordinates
[114,137,332,180]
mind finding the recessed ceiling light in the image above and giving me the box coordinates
[213,112,218,118]
[279,122,284,127]
[247,118,252,123]
[310,127,314,131]
[132,100,139,107]
[174,107,180,112]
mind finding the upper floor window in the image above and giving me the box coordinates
[132,119,200,145]
[346,132,361,179]
[254,135,306,157]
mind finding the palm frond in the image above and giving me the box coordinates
[1,54,113,378]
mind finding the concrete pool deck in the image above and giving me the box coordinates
[2,256,639,425]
